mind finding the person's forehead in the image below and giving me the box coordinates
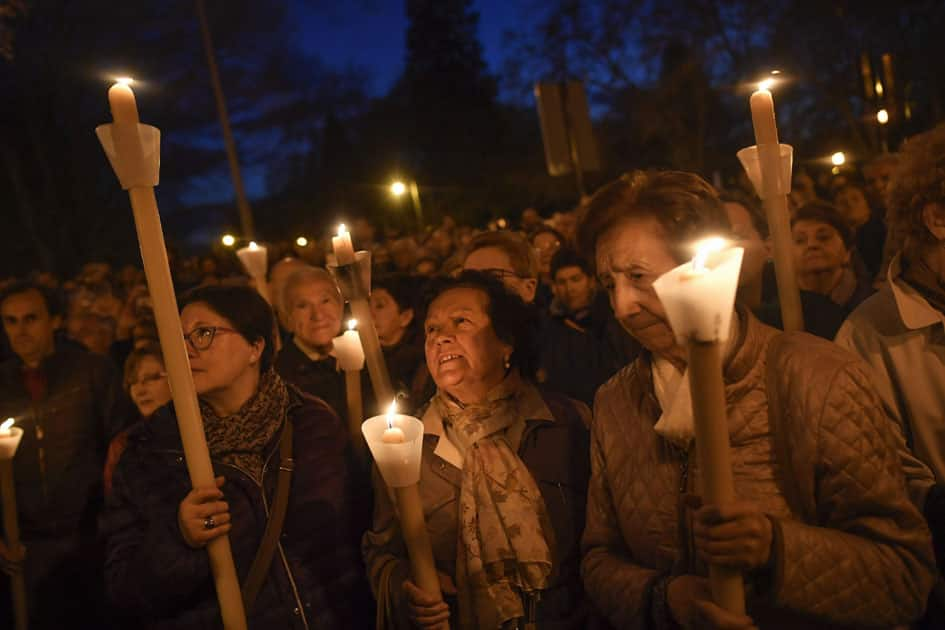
[595,216,672,267]
[464,246,514,271]
[427,287,487,316]
[0,289,48,317]
[181,302,230,325]
[794,219,838,235]
[292,278,339,297]
[555,265,587,280]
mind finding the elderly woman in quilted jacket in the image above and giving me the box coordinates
[578,170,935,630]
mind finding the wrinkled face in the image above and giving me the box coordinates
[532,232,561,275]
[792,220,850,274]
[424,288,512,404]
[370,288,413,347]
[128,355,171,418]
[724,201,769,289]
[1,290,59,365]
[463,246,537,303]
[834,186,871,228]
[181,302,261,397]
[595,217,680,357]
[286,279,343,349]
[553,266,595,314]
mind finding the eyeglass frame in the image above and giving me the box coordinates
[183,326,240,351]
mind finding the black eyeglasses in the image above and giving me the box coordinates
[459,268,523,281]
[183,326,239,351]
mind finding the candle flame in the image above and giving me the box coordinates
[347,319,357,331]
[692,237,728,273]
[115,76,135,86]
[0,418,14,433]
[757,78,775,92]
[386,400,397,430]
[337,223,347,237]
[248,241,259,251]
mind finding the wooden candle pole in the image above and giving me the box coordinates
[749,88,804,332]
[1,454,27,630]
[344,369,366,460]
[349,299,394,404]
[394,483,442,597]
[687,341,746,614]
[100,83,247,630]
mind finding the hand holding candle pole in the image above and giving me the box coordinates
[652,238,746,615]
[362,403,441,600]
[0,418,27,630]
[327,224,395,405]
[738,79,804,332]
[96,81,247,630]
[332,319,367,460]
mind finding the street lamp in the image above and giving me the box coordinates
[390,181,407,197]
[221,233,236,247]
[877,109,889,125]
[389,179,424,230]
[295,236,308,247]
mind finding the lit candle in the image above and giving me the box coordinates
[0,418,13,437]
[652,237,746,615]
[332,223,356,265]
[236,241,268,279]
[0,416,25,629]
[97,81,247,630]
[750,83,779,146]
[332,319,366,371]
[381,401,406,443]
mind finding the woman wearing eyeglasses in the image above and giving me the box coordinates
[102,285,369,629]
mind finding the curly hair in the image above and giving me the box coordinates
[886,123,945,249]
[576,170,730,266]
[420,270,539,380]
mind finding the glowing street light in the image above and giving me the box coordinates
[295,236,309,247]
[221,233,236,247]
[877,109,889,125]
[390,181,407,197]
[830,151,846,166]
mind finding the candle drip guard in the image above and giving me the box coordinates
[327,251,373,301]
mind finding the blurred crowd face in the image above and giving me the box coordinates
[1,289,60,367]
[463,246,537,303]
[268,258,308,330]
[520,208,542,232]
[792,220,850,276]
[369,288,413,347]
[790,172,818,211]
[428,229,454,260]
[594,217,682,362]
[532,232,562,277]
[553,266,595,314]
[724,201,770,290]
[864,160,897,206]
[352,218,376,247]
[286,277,343,351]
[128,355,171,418]
[834,186,872,229]
[423,287,511,404]
[390,238,416,272]
[181,302,261,398]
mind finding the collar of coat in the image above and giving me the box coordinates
[420,379,555,469]
[888,253,945,330]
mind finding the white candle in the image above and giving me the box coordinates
[381,401,406,444]
[0,418,13,437]
[332,319,366,372]
[236,241,268,279]
[750,86,779,146]
[332,223,356,265]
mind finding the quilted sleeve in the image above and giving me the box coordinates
[770,359,935,626]
[581,397,660,630]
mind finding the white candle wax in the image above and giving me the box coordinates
[652,240,744,344]
[750,88,779,146]
[332,320,366,371]
[382,426,406,443]
[236,241,268,279]
[0,418,13,437]
[332,224,356,265]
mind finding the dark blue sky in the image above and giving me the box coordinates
[290,0,519,95]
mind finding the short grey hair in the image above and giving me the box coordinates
[282,267,342,313]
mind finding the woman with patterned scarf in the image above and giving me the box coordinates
[103,285,370,629]
[363,271,592,630]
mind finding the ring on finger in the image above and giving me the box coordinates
[203,516,216,530]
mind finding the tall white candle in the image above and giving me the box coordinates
[332,224,356,265]
[332,319,366,371]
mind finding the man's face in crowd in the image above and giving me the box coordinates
[553,265,595,315]
[463,246,537,304]
[1,289,60,367]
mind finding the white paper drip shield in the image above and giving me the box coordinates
[95,123,161,189]
[362,414,424,488]
[737,144,793,199]
[236,245,268,279]
[652,247,744,344]
[0,427,23,461]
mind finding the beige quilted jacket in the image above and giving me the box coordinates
[582,312,935,629]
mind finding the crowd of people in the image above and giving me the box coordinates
[0,121,943,629]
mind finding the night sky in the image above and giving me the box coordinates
[291,0,518,96]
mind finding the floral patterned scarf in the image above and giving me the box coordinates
[433,372,554,629]
[200,369,288,482]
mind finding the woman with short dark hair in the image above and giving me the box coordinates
[364,271,591,629]
[104,285,367,628]
[579,170,934,629]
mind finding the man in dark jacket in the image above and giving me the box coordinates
[0,280,129,628]
[538,249,640,406]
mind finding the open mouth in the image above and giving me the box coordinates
[438,353,462,365]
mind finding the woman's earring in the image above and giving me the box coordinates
[504,355,511,370]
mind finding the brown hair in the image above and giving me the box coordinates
[463,231,539,278]
[123,344,165,389]
[792,201,853,248]
[886,123,945,249]
[576,170,730,265]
